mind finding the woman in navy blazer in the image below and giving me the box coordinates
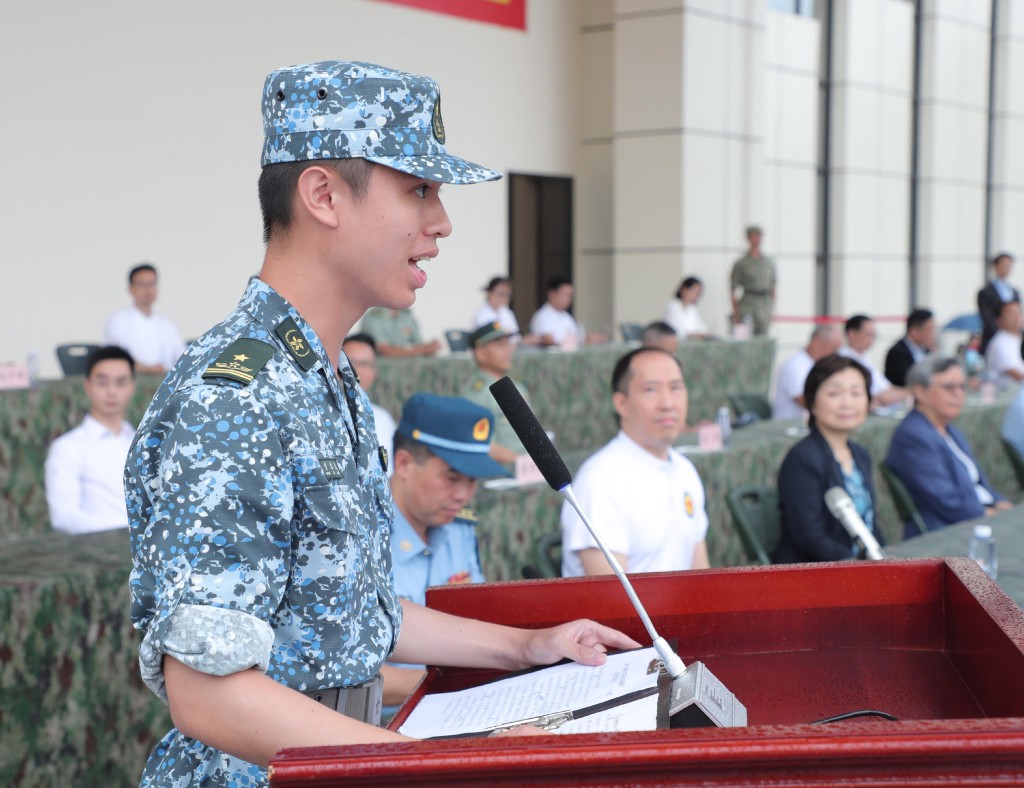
[774,354,885,563]
[885,356,1009,537]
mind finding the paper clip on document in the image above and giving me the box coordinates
[483,710,574,734]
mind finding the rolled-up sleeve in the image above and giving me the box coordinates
[128,383,292,701]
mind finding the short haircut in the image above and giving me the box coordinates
[485,276,511,292]
[809,323,839,342]
[992,251,1014,267]
[343,332,378,353]
[675,276,702,299]
[641,321,677,345]
[906,308,934,332]
[611,347,684,396]
[845,314,871,334]
[86,345,135,378]
[803,353,871,428]
[906,355,962,389]
[258,158,376,244]
[128,263,156,285]
[546,276,572,293]
[392,430,434,464]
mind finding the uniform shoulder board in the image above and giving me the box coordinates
[202,338,276,386]
[453,507,478,525]
[472,376,485,392]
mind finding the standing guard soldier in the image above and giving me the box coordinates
[730,225,777,336]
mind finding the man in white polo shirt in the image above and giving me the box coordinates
[772,324,842,420]
[45,346,137,533]
[838,314,907,407]
[561,347,710,576]
[985,300,1024,385]
[104,262,186,374]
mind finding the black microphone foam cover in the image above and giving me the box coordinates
[488,376,572,491]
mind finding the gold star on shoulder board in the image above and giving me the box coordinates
[234,354,249,362]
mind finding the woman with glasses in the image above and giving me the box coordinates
[886,356,1011,537]
[773,354,883,563]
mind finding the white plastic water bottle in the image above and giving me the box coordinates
[26,350,39,388]
[968,524,997,579]
[716,406,732,448]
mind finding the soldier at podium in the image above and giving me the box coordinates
[126,59,639,787]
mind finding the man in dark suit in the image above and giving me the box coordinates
[978,251,1020,355]
[884,308,936,387]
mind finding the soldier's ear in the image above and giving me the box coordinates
[295,165,341,230]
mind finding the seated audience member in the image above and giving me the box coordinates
[45,346,136,533]
[773,354,885,563]
[561,348,710,576]
[460,323,530,463]
[104,262,185,375]
[663,276,710,339]
[360,307,441,357]
[342,333,396,475]
[978,251,1020,355]
[641,320,679,354]
[473,276,519,334]
[884,308,936,387]
[1001,384,1024,460]
[529,277,607,348]
[838,314,907,407]
[886,356,1011,536]
[381,393,506,710]
[984,300,1024,384]
[772,324,842,420]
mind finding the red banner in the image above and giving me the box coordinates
[377,0,525,30]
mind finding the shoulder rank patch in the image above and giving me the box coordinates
[472,377,484,392]
[202,338,275,385]
[276,317,317,371]
[454,507,478,525]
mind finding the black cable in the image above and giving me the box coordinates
[811,710,898,724]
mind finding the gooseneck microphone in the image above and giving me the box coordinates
[488,376,746,728]
[824,486,885,561]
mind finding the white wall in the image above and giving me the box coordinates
[764,6,820,356]
[828,0,915,363]
[0,0,583,378]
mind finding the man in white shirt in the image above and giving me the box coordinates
[529,277,607,348]
[838,314,907,407]
[772,324,842,420]
[342,333,397,475]
[561,348,710,576]
[985,300,1024,384]
[45,346,136,534]
[104,263,186,374]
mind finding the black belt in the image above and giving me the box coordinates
[302,674,383,726]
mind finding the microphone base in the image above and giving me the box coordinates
[668,661,747,728]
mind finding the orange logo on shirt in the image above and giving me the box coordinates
[472,418,490,441]
[684,492,695,517]
[447,570,472,585]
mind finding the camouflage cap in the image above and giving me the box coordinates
[262,60,501,184]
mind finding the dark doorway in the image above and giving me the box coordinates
[508,173,574,331]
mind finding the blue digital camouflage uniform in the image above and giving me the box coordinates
[126,276,402,787]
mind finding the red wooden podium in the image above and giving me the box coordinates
[270,559,1024,785]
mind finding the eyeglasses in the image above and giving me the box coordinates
[932,381,967,393]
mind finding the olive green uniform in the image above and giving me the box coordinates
[730,254,777,336]
[360,308,423,348]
